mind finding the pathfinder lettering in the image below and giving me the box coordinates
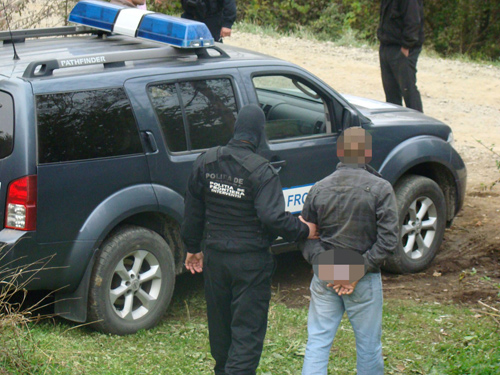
[60,56,106,67]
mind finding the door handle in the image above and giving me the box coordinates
[142,131,158,154]
[270,159,287,172]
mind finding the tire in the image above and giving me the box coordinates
[384,175,446,274]
[88,225,175,335]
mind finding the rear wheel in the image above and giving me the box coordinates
[88,225,175,335]
[384,175,446,273]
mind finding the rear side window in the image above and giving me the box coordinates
[0,92,14,159]
[37,88,143,164]
[149,78,237,152]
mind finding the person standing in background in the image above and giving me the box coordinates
[377,0,424,112]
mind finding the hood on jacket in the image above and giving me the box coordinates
[232,104,266,148]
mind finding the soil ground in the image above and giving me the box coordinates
[224,32,500,311]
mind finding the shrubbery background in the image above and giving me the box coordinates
[1,1,498,61]
[153,0,500,61]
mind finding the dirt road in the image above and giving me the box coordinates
[226,32,500,308]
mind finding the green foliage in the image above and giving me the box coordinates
[425,0,500,61]
[239,0,331,32]
[150,0,183,15]
[237,0,500,61]
[308,2,345,41]
[340,0,379,41]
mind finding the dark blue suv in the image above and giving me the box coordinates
[0,0,466,335]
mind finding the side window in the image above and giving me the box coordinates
[37,88,143,164]
[253,75,335,142]
[0,92,14,159]
[149,84,186,152]
[149,78,237,152]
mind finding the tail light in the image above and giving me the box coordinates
[5,175,37,231]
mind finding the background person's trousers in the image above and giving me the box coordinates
[203,249,275,375]
[379,44,423,112]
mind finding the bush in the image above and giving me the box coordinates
[425,0,500,60]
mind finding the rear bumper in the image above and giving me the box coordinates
[0,229,43,287]
[0,229,91,292]
[0,228,36,265]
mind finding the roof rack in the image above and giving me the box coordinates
[22,45,229,79]
[0,26,108,45]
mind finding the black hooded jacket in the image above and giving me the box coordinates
[181,105,309,254]
[377,0,424,49]
[181,0,236,29]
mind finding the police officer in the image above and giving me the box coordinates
[181,104,317,375]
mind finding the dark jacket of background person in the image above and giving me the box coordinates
[301,163,399,273]
[181,0,236,40]
[181,107,309,255]
[377,0,424,49]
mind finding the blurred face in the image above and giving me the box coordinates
[337,127,372,165]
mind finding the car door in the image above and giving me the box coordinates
[239,66,349,213]
[125,68,247,209]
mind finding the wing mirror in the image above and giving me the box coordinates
[342,107,361,130]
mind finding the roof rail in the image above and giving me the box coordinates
[22,45,229,79]
[0,26,108,45]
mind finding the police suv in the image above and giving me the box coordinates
[0,0,466,335]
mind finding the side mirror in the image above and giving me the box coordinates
[342,107,361,130]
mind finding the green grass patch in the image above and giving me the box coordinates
[233,21,372,49]
[15,289,499,374]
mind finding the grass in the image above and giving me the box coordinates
[0,246,57,374]
[232,21,370,49]
[7,282,497,375]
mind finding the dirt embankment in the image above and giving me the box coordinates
[225,32,500,308]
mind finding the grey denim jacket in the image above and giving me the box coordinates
[300,163,399,273]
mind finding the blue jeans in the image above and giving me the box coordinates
[302,273,384,375]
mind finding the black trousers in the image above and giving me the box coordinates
[203,249,275,375]
[379,44,423,112]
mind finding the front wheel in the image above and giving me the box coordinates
[88,225,175,335]
[384,175,446,274]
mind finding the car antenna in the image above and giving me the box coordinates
[2,0,20,60]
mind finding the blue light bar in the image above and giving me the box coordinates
[138,14,213,48]
[68,0,120,32]
[68,0,214,48]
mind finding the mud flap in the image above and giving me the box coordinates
[54,249,97,323]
